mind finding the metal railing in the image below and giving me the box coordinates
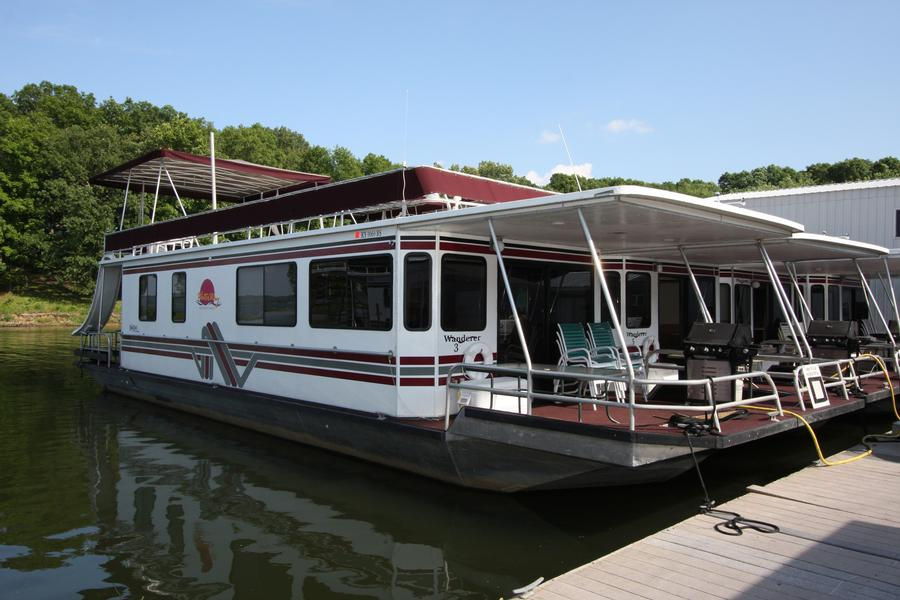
[111,194,480,258]
[79,331,120,368]
[444,363,783,432]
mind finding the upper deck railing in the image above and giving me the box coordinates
[111,194,480,258]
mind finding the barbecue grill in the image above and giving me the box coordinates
[806,320,859,359]
[683,322,755,403]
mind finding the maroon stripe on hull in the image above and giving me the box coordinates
[400,241,436,250]
[502,248,591,264]
[122,346,193,361]
[438,242,493,254]
[439,354,464,364]
[400,356,435,365]
[399,378,435,386]
[124,241,393,275]
[253,361,395,385]
[122,334,395,365]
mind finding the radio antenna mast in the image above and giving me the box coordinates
[558,124,582,192]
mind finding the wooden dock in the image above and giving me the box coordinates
[529,436,900,600]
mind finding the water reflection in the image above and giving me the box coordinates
[0,329,892,599]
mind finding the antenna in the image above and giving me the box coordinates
[558,124,582,192]
[400,89,409,216]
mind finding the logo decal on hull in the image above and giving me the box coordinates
[191,321,258,388]
[197,279,221,308]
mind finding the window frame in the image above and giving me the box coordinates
[624,271,652,329]
[440,254,488,332]
[236,261,298,327]
[719,282,732,323]
[139,274,157,322]
[308,254,393,331]
[404,253,432,332]
[171,272,186,323]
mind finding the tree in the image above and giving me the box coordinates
[361,153,398,175]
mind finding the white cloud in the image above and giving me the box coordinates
[538,130,561,144]
[526,163,593,187]
[605,118,653,134]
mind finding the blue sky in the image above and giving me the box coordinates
[2,0,898,184]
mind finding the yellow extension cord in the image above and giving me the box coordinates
[743,353,899,467]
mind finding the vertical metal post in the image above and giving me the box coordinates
[577,209,636,430]
[786,263,814,327]
[139,184,145,226]
[856,261,895,345]
[488,218,532,413]
[150,161,163,224]
[119,171,131,231]
[760,243,812,360]
[679,247,712,323]
[881,258,900,372]
[164,166,188,217]
[210,131,218,244]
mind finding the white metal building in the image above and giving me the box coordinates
[716,178,900,331]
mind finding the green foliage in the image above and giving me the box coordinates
[719,156,900,193]
[448,160,535,187]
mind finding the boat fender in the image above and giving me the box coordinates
[462,341,493,380]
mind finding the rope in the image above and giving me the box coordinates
[681,426,781,536]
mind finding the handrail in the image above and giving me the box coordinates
[79,330,120,367]
[443,363,783,432]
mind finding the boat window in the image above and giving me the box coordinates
[172,272,186,323]
[625,272,651,328]
[404,254,431,331]
[827,285,840,320]
[237,262,297,327]
[309,255,392,330]
[441,254,486,331]
[139,274,157,322]
[735,284,751,325]
[599,272,621,323]
[810,285,825,320]
[720,283,731,323]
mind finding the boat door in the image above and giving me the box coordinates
[656,273,716,348]
[497,260,593,365]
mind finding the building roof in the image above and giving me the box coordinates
[104,166,554,252]
[715,177,900,203]
[90,149,333,202]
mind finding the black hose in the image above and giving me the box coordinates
[682,427,781,537]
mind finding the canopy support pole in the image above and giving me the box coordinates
[785,263,814,328]
[679,247,712,323]
[856,261,895,346]
[163,166,188,217]
[578,209,636,431]
[881,257,900,372]
[488,218,532,413]
[139,184,144,226]
[150,161,163,224]
[118,171,131,231]
[760,243,812,360]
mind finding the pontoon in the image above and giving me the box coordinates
[75,150,898,491]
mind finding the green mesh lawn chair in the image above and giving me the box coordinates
[555,322,622,403]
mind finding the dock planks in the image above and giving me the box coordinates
[529,439,900,599]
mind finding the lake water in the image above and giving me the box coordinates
[0,328,892,599]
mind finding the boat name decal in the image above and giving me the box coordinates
[443,334,481,352]
[197,278,221,308]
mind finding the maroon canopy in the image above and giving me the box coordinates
[105,166,553,252]
[90,149,332,202]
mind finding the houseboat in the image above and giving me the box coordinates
[75,150,899,491]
